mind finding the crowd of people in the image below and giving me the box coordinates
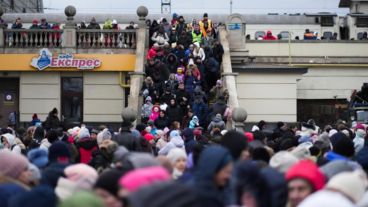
[2,12,368,207]
[2,105,368,207]
[141,13,227,135]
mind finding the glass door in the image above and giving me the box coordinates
[61,77,83,127]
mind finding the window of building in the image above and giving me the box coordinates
[321,16,334,27]
[61,77,83,127]
[323,31,333,39]
[356,17,368,27]
[297,99,349,127]
[255,31,265,40]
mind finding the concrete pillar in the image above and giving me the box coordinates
[232,107,248,133]
[0,7,4,47]
[62,5,77,51]
[227,14,246,49]
[128,6,148,120]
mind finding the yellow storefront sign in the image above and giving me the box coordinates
[0,50,136,72]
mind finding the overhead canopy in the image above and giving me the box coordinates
[305,12,338,17]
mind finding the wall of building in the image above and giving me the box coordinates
[297,67,368,100]
[246,41,368,57]
[236,73,302,122]
[19,72,60,122]
[83,72,125,123]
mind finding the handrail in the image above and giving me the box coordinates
[76,29,137,49]
[4,29,62,48]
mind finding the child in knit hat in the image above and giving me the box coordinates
[166,148,187,179]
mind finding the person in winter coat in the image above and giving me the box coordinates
[212,40,224,64]
[184,70,197,95]
[193,42,206,61]
[140,76,159,103]
[165,53,179,74]
[192,24,203,44]
[166,99,183,125]
[44,108,60,130]
[177,31,192,49]
[149,105,160,122]
[182,128,197,154]
[182,109,194,129]
[176,82,191,113]
[146,43,159,60]
[191,145,233,207]
[1,133,22,154]
[164,74,179,94]
[40,129,59,151]
[31,113,41,126]
[154,110,170,130]
[353,124,366,154]
[141,96,153,123]
[89,139,118,173]
[263,30,277,40]
[298,170,367,207]
[209,96,227,119]
[167,148,187,180]
[208,114,226,132]
[285,160,326,207]
[151,26,169,46]
[75,127,98,164]
[158,130,185,155]
[192,97,208,127]
[189,116,200,129]
[169,28,178,46]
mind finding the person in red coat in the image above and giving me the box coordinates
[263,30,277,40]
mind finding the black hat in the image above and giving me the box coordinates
[203,13,208,17]
[94,169,125,196]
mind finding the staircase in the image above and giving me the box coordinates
[230,48,250,65]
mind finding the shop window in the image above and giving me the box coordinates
[61,77,83,127]
[297,99,349,127]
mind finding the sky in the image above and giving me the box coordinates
[43,0,349,15]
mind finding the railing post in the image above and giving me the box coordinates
[0,7,4,48]
[128,6,148,124]
[62,5,77,50]
[0,28,4,48]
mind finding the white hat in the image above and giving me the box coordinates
[326,170,368,203]
[269,151,299,173]
[112,19,118,24]
[194,42,200,48]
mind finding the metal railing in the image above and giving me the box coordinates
[4,29,62,48]
[76,29,136,49]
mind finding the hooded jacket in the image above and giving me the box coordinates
[165,53,179,74]
[158,131,185,155]
[189,116,199,129]
[183,128,197,154]
[192,146,233,207]
[154,115,170,130]
[1,133,21,154]
[207,114,226,132]
[166,101,183,124]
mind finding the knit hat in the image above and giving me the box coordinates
[291,142,313,160]
[0,150,29,179]
[58,191,104,207]
[78,127,90,139]
[124,152,161,169]
[48,141,71,163]
[285,160,325,191]
[326,170,368,203]
[320,160,361,180]
[144,133,155,142]
[27,148,49,168]
[64,164,98,188]
[119,166,171,193]
[193,42,200,48]
[356,124,365,130]
[332,135,355,158]
[244,132,254,142]
[169,130,180,138]
[8,185,57,207]
[94,169,125,196]
[112,146,130,164]
[167,148,187,166]
[269,151,299,173]
[96,128,112,145]
[145,96,152,102]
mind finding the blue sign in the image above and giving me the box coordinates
[228,23,241,30]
